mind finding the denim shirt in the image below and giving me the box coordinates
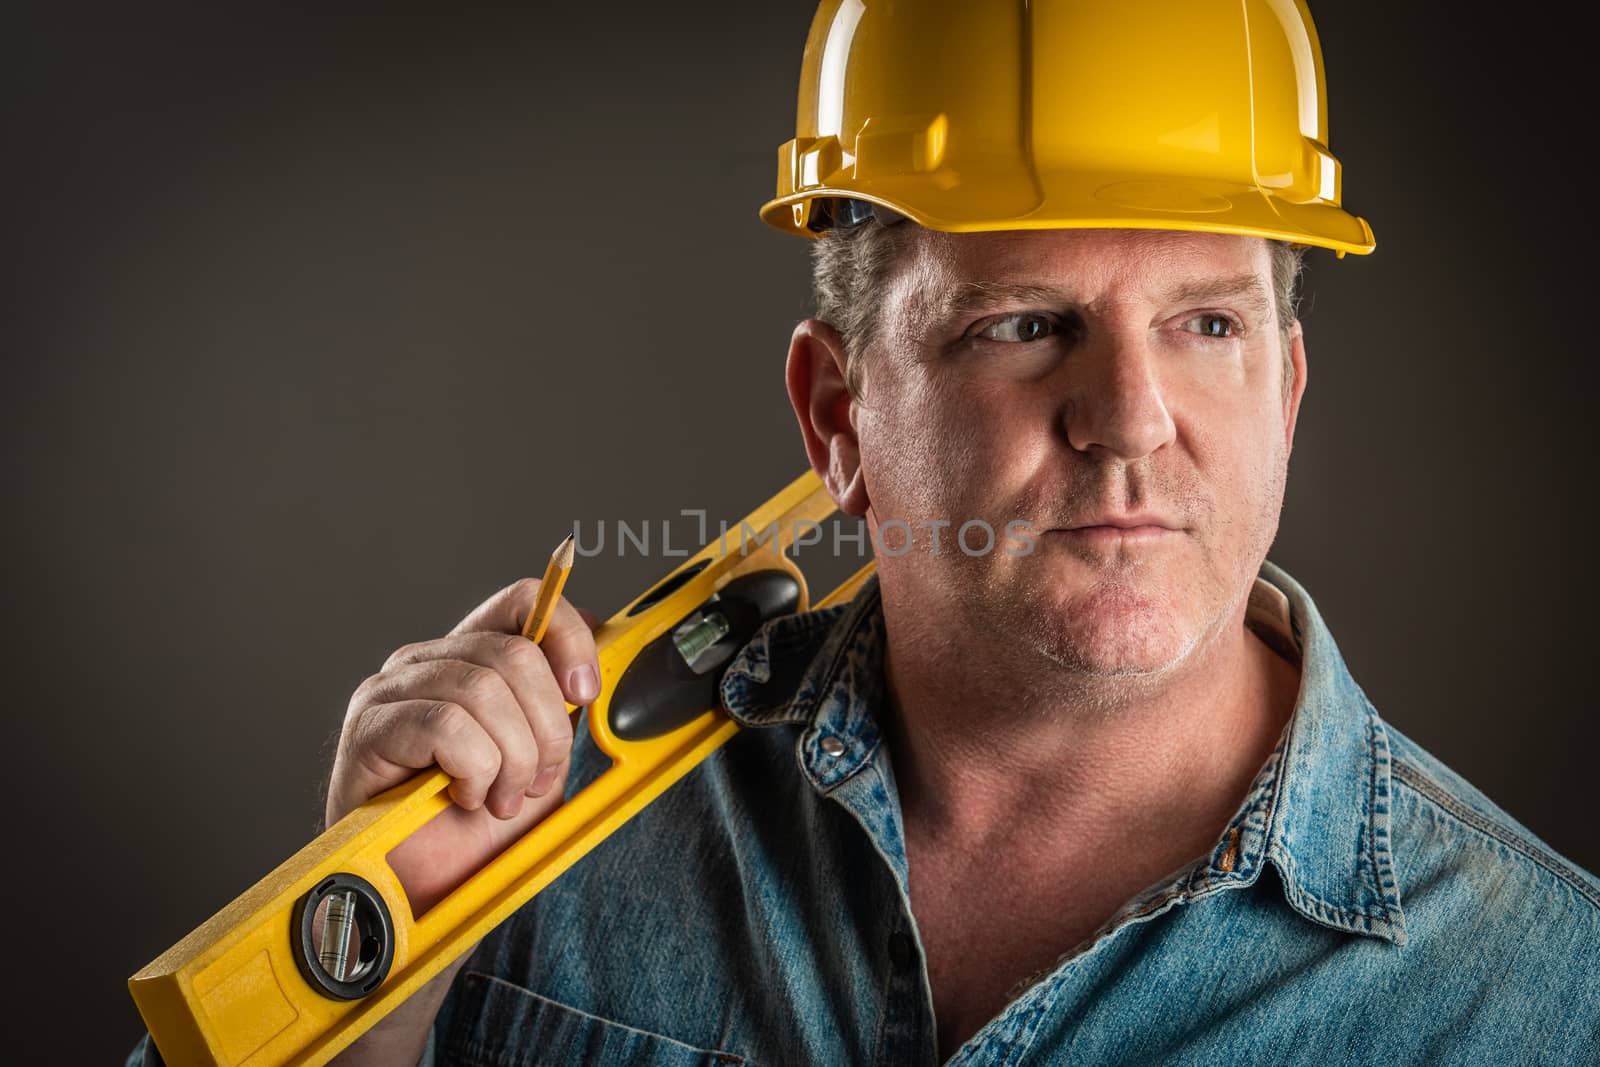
[125,560,1600,1066]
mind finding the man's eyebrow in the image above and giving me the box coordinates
[922,273,1276,327]
[926,280,1072,324]
[1163,274,1275,323]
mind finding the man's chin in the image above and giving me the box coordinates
[1009,577,1195,678]
[1031,628,1191,678]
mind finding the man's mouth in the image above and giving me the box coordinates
[1064,511,1179,530]
[1047,512,1183,547]
[1053,524,1178,545]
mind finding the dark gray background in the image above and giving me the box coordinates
[7,3,1595,1062]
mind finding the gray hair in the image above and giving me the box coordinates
[809,223,1306,401]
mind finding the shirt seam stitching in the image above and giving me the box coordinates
[455,974,749,1060]
[1364,710,1404,922]
[998,1000,1048,1066]
[1269,846,1398,923]
[1261,701,1404,937]
[1390,758,1600,909]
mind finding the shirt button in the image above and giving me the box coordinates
[820,735,846,757]
[889,932,915,970]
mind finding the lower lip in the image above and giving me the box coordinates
[1053,525,1178,545]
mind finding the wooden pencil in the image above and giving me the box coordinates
[520,533,575,644]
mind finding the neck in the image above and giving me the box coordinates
[881,589,1300,858]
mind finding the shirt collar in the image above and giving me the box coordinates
[719,558,1407,946]
[1250,558,1408,945]
[719,575,890,791]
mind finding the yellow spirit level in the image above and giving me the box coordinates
[129,470,875,1066]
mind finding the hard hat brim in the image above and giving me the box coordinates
[760,178,1374,258]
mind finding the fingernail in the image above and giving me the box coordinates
[529,765,562,796]
[569,664,599,703]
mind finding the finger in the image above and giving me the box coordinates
[380,632,575,797]
[451,580,601,707]
[535,601,603,708]
[359,658,542,819]
[508,642,575,798]
[335,699,500,818]
[452,576,588,637]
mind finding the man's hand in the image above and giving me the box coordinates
[326,577,602,916]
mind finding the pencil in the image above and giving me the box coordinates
[520,533,575,644]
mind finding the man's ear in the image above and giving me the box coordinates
[1283,320,1308,454]
[785,318,870,515]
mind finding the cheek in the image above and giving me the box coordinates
[1189,400,1289,549]
[1167,367,1289,528]
[856,375,1021,518]
[959,380,1063,491]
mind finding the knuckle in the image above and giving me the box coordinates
[507,576,543,605]
[498,746,540,784]
[559,619,600,660]
[533,730,573,767]
[546,624,588,659]
[458,664,505,703]
[472,747,503,779]
[348,671,387,709]
[497,633,547,676]
[421,700,472,742]
[381,640,428,673]
[457,752,499,784]
[424,702,500,779]
[492,629,532,659]
[465,744,503,781]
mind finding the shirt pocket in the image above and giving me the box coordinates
[443,971,750,1067]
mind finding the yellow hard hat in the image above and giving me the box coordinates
[760,0,1374,256]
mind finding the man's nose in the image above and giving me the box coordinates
[1057,329,1177,460]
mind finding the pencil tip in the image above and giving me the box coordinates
[553,532,575,567]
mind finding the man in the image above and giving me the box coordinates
[126,1,1600,1064]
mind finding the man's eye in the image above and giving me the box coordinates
[1181,314,1240,339]
[976,313,1057,343]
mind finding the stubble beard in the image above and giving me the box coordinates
[949,454,1289,723]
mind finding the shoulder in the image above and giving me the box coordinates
[1378,719,1600,1029]
[1317,719,1600,1058]
[1382,720,1600,913]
